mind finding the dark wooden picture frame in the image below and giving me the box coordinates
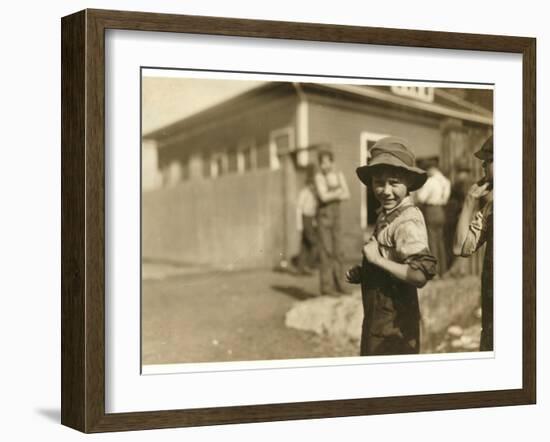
[61,8,536,433]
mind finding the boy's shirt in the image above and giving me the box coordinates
[373,196,437,278]
[461,199,493,256]
[375,196,431,262]
[314,170,350,204]
[296,186,318,231]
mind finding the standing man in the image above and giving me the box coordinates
[453,135,494,351]
[314,147,351,295]
[414,163,451,276]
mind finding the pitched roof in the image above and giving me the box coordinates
[144,81,493,142]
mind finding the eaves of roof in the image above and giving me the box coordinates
[144,81,493,143]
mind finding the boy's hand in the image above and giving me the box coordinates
[345,265,362,284]
[363,238,382,265]
[467,181,491,200]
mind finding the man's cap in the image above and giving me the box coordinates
[474,135,493,161]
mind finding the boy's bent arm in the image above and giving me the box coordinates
[453,195,478,256]
[453,183,490,256]
[314,173,343,203]
[373,257,428,288]
[363,237,429,287]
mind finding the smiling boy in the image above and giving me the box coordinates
[347,137,437,356]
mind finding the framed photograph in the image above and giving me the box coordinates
[61,9,536,433]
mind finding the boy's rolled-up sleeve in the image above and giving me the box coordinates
[461,210,488,257]
[394,218,437,280]
[394,219,429,259]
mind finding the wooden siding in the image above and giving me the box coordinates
[142,169,287,269]
[307,99,443,259]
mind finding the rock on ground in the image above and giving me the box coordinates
[285,291,363,343]
[285,276,482,353]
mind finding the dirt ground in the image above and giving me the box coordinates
[142,266,359,365]
[142,262,483,366]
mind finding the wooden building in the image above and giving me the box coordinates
[142,82,492,270]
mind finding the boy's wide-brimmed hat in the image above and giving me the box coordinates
[474,135,493,161]
[356,137,427,191]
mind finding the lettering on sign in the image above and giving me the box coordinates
[390,86,435,103]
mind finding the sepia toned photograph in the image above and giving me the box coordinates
[141,69,494,370]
